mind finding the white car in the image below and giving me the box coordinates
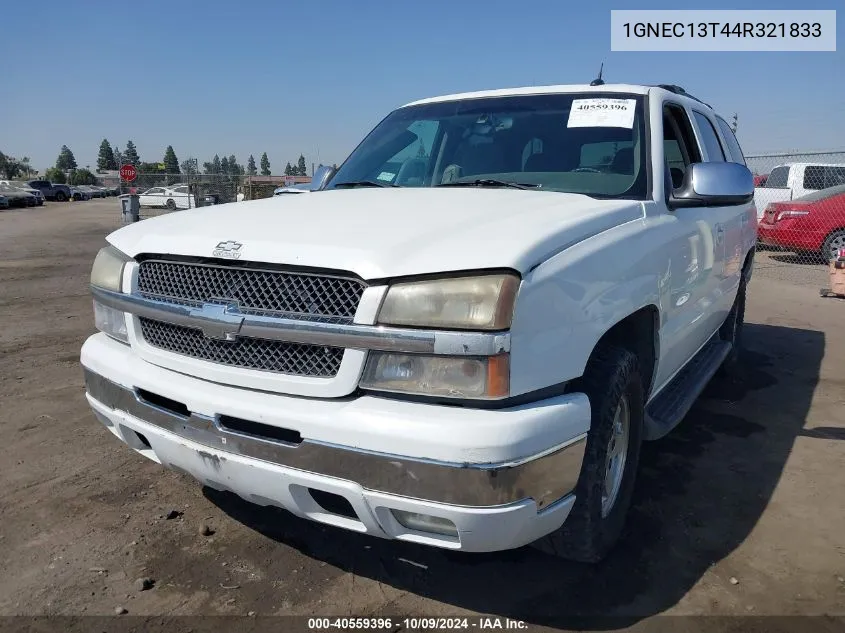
[137,185,193,210]
[81,83,755,562]
[273,183,312,195]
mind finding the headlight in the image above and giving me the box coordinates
[377,273,519,330]
[90,244,131,292]
[93,300,129,343]
[360,352,509,399]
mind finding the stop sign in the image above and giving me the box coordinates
[119,164,137,182]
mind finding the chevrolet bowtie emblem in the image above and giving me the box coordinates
[188,302,244,341]
[212,240,243,259]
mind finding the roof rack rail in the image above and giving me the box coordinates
[654,84,712,109]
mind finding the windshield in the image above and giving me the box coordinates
[327,93,648,199]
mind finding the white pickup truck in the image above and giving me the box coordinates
[81,83,756,563]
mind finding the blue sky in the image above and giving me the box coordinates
[1,0,842,174]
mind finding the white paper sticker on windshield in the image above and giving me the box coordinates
[567,98,636,128]
[377,171,396,181]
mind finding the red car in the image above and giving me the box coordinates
[757,184,845,260]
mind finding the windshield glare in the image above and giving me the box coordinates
[328,93,648,199]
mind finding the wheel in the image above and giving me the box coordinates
[533,345,644,563]
[822,230,845,262]
[166,198,176,210]
[55,191,67,202]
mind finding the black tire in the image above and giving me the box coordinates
[165,198,176,210]
[534,345,644,563]
[55,191,67,202]
[718,270,747,375]
[821,230,845,263]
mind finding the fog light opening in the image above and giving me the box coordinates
[391,509,458,538]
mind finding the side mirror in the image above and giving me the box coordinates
[311,165,336,191]
[669,162,754,209]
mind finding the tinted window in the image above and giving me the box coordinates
[765,166,790,188]
[663,104,702,190]
[329,93,649,199]
[715,117,746,165]
[803,166,824,190]
[824,166,845,188]
[692,111,725,161]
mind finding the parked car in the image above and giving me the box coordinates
[0,183,37,207]
[757,184,845,261]
[273,183,312,195]
[0,194,9,209]
[77,185,107,198]
[753,162,845,219]
[69,186,91,201]
[753,174,768,187]
[137,185,193,210]
[81,82,756,563]
[15,183,45,205]
[26,179,69,202]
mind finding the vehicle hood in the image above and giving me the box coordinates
[108,188,643,279]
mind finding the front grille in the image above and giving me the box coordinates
[139,318,343,377]
[137,259,365,323]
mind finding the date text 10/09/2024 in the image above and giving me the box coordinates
[307,617,528,630]
[623,22,823,38]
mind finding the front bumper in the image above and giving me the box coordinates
[81,334,590,552]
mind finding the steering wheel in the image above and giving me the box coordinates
[572,167,602,173]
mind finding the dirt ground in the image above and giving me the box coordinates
[1,199,843,631]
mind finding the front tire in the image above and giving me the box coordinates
[55,191,67,202]
[166,198,176,210]
[534,345,644,563]
[718,270,747,375]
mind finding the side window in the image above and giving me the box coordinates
[663,104,702,190]
[692,111,725,162]
[803,166,824,190]
[765,166,790,188]
[824,167,845,188]
[715,117,746,165]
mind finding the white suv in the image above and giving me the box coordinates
[81,83,756,562]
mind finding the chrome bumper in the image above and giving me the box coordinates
[83,368,586,508]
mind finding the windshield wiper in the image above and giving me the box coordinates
[436,179,540,190]
[333,180,397,189]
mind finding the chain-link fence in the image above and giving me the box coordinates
[747,150,845,289]
[119,173,310,219]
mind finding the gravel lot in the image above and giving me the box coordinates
[0,199,843,630]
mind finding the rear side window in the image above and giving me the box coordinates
[715,117,746,165]
[803,166,824,190]
[692,112,725,162]
[765,166,790,188]
[824,166,845,188]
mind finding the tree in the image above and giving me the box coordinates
[284,162,293,176]
[247,155,257,176]
[112,143,124,167]
[180,157,198,175]
[69,168,97,186]
[0,151,22,179]
[163,146,180,174]
[227,154,243,175]
[97,139,117,171]
[56,145,77,171]
[44,166,67,184]
[260,152,271,176]
[203,154,222,175]
[220,156,230,175]
[124,140,140,166]
[296,154,307,177]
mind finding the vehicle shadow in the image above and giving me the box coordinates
[771,253,825,266]
[204,322,822,629]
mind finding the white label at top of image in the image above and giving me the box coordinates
[611,10,836,51]
[567,99,636,129]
